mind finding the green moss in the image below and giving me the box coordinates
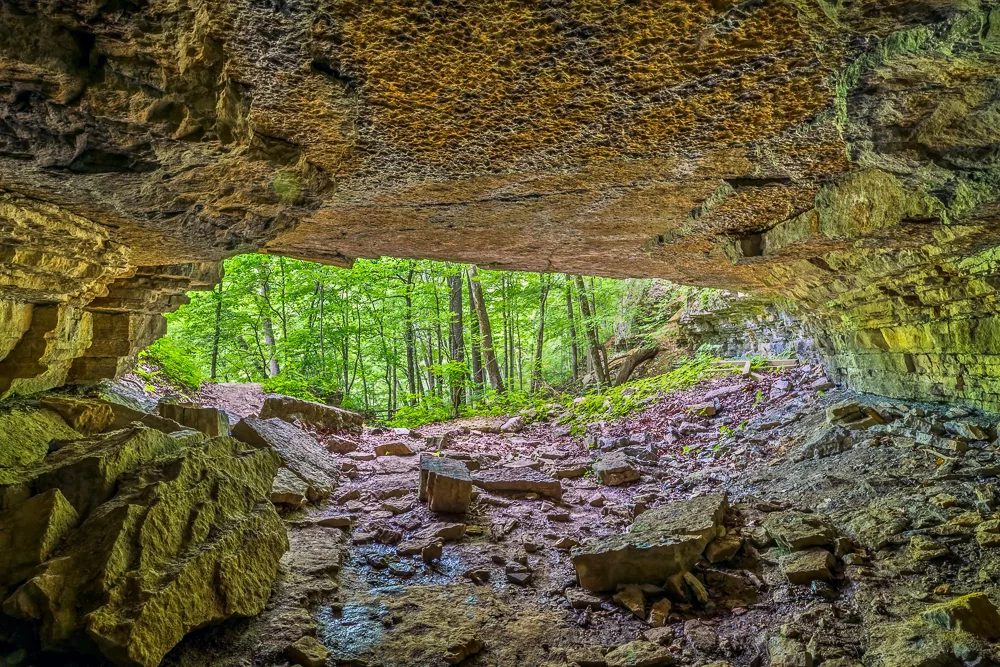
[0,409,80,468]
[271,171,301,203]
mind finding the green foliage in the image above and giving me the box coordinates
[142,337,206,391]
[387,395,453,428]
[560,354,716,427]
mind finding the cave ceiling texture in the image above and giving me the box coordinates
[2,0,1000,408]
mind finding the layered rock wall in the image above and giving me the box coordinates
[2,1,1000,409]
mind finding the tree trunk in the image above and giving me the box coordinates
[403,269,417,405]
[614,346,659,386]
[466,272,483,392]
[574,275,608,385]
[564,275,579,381]
[261,281,280,378]
[448,273,465,414]
[531,275,550,393]
[468,266,505,393]
[210,281,223,380]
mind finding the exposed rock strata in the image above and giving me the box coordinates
[3,2,1000,410]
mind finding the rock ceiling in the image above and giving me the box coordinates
[2,1,1000,407]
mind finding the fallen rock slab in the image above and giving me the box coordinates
[472,467,563,500]
[605,640,675,666]
[572,493,727,592]
[259,394,363,433]
[780,548,835,585]
[376,441,414,456]
[232,417,340,502]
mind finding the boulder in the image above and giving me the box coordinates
[593,451,640,486]
[102,401,188,435]
[324,434,358,454]
[779,549,835,585]
[3,435,287,667]
[232,417,340,502]
[157,401,230,436]
[920,592,1000,640]
[472,467,564,500]
[705,533,743,563]
[0,488,79,588]
[419,455,473,513]
[39,396,114,435]
[0,408,80,470]
[259,394,363,433]
[572,494,727,591]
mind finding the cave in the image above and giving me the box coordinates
[4,1,1000,665]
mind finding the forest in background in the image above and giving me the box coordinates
[147,255,713,424]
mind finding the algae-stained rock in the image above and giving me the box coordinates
[157,401,230,437]
[604,640,675,666]
[39,396,114,436]
[103,401,187,434]
[232,417,339,502]
[0,488,79,588]
[472,467,563,500]
[288,635,329,667]
[0,408,80,468]
[920,593,1000,640]
[259,394,364,433]
[33,426,182,519]
[4,436,287,667]
[572,494,727,592]
[779,549,835,585]
[764,511,838,551]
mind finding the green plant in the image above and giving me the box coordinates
[753,389,765,409]
[143,338,206,391]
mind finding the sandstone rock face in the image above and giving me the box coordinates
[38,396,114,436]
[157,402,231,437]
[0,419,287,667]
[4,2,1000,412]
[572,494,727,592]
[472,468,564,500]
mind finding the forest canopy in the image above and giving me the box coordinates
[147,255,712,424]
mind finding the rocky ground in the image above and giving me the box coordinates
[6,365,1000,666]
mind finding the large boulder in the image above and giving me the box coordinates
[39,396,114,436]
[232,417,340,502]
[0,488,79,588]
[0,408,80,470]
[2,434,287,667]
[571,494,727,592]
[157,401,231,437]
[259,395,363,434]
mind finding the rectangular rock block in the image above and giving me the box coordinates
[419,454,472,514]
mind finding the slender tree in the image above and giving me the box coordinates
[468,266,504,393]
[448,272,465,413]
[575,274,608,384]
[531,274,550,392]
[564,275,579,381]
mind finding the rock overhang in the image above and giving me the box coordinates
[2,1,1000,406]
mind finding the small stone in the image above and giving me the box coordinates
[389,561,415,577]
[605,640,674,666]
[593,451,640,486]
[287,636,329,667]
[553,536,579,550]
[647,598,672,627]
[506,571,532,586]
[548,510,571,522]
[644,626,674,645]
[415,522,467,541]
[382,497,415,514]
[366,553,389,569]
[419,454,473,513]
[613,585,646,619]
[976,519,1000,547]
[443,632,485,664]
[689,401,717,417]
[909,534,950,561]
[705,534,743,563]
[523,538,538,553]
[566,588,605,610]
